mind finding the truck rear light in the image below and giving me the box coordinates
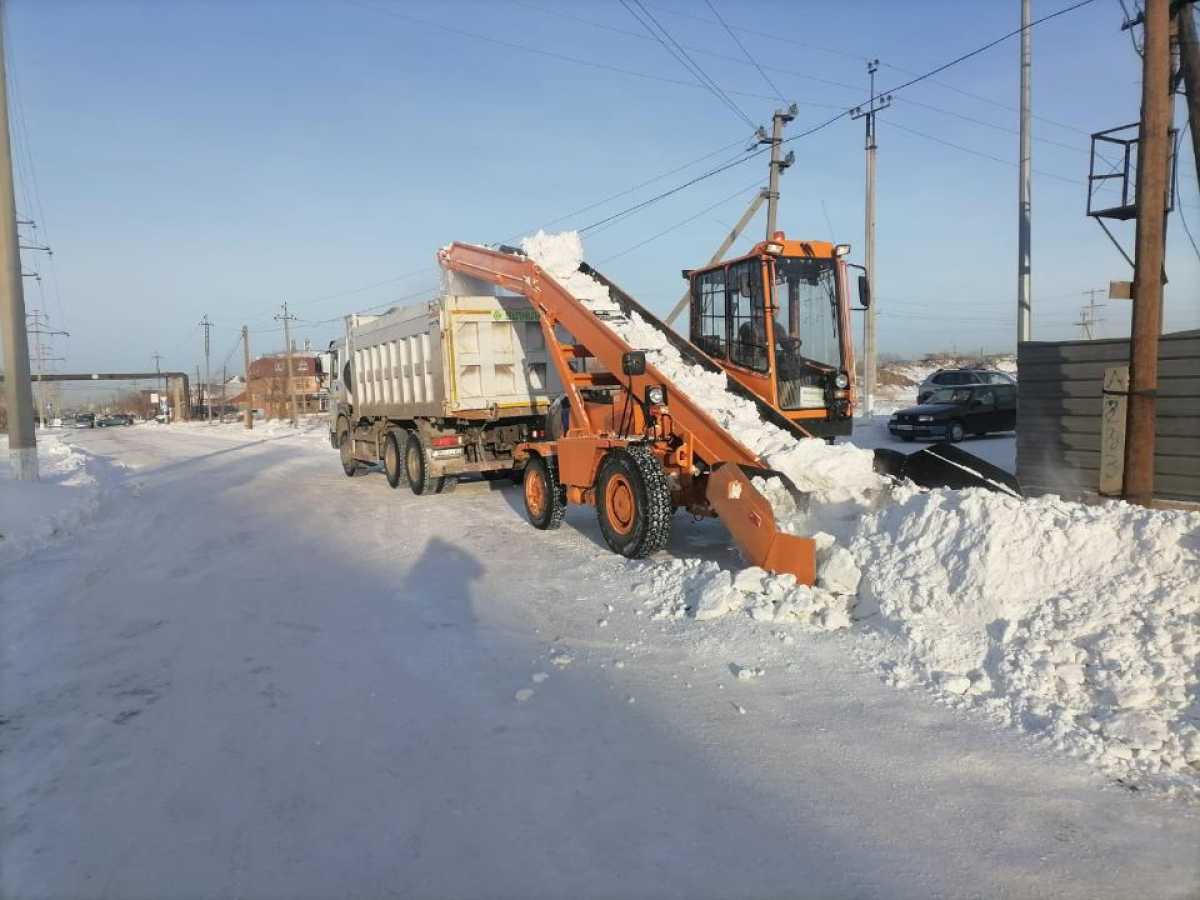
[431,435,462,448]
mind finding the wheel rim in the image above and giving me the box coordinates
[385,438,398,476]
[340,432,352,466]
[604,473,636,536]
[406,442,421,481]
[525,467,547,518]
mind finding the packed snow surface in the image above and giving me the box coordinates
[520,230,1200,796]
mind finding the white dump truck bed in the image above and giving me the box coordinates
[345,294,559,421]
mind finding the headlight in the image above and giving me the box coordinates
[917,415,933,422]
[646,385,666,406]
[834,372,849,389]
[834,243,851,257]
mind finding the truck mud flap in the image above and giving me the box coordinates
[873,442,1022,497]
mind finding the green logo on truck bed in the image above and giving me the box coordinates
[492,309,539,322]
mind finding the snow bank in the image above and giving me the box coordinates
[0,433,101,566]
[854,485,1200,793]
[520,230,1199,795]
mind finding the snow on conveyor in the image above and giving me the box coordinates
[519,230,1200,797]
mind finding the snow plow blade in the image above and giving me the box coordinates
[872,443,1022,497]
[706,463,817,584]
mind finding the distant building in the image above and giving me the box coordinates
[234,353,325,418]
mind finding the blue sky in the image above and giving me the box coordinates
[7,0,1198,382]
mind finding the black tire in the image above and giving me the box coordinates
[405,431,437,496]
[383,430,407,489]
[523,455,566,530]
[595,445,672,558]
[948,420,965,443]
[437,476,458,494]
[338,421,362,477]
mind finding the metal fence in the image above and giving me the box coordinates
[1016,329,1200,503]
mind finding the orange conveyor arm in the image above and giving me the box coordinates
[438,242,765,472]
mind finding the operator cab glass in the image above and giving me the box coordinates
[772,256,839,410]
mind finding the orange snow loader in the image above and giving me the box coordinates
[437,236,1019,585]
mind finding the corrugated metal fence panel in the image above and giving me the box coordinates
[1017,330,1200,502]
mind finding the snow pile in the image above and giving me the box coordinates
[0,433,102,566]
[633,554,858,632]
[854,484,1200,793]
[521,230,881,506]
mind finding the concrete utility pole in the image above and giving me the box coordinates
[275,301,299,427]
[850,60,891,417]
[1180,3,1200,188]
[199,314,213,423]
[1124,0,1172,505]
[242,325,253,430]
[0,9,37,479]
[152,351,163,418]
[764,104,797,238]
[1017,0,1033,344]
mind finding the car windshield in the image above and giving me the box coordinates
[927,388,971,404]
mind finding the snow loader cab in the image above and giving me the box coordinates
[687,234,854,439]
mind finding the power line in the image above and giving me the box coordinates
[1179,196,1200,264]
[888,120,1083,185]
[598,179,765,262]
[702,0,785,102]
[619,0,756,129]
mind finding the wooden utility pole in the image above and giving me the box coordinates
[1180,3,1200,187]
[0,7,37,479]
[242,325,253,430]
[1123,0,1173,505]
[275,301,299,427]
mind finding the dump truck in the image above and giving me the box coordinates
[329,293,560,493]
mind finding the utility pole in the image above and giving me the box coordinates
[850,60,891,417]
[195,364,202,418]
[152,351,163,419]
[1178,4,1200,188]
[199,314,213,423]
[0,10,37,479]
[275,301,299,427]
[1124,0,1172,506]
[242,325,253,430]
[221,364,227,422]
[1077,288,1106,339]
[1017,0,1033,344]
[25,309,66,426]
[762,104,797,238]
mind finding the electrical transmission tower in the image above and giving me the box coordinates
[1075,288,1107,339]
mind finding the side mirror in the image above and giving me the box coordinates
[858,274,871,308]
[622,351,646,376]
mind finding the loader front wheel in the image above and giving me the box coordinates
[523,455,565,530]
[595,446,672,559]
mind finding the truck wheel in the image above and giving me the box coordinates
[523,455,565,530]
[338,423,362,477]
[383,431,407,489]
[948,420,965,443]
[595,445,672,558]
[405,431,437,496]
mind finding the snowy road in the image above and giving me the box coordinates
[2,425,1197,899]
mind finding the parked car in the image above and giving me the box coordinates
[74,413,96,429]
[917,368,1015,404]
[97,413,134,427]
[889,383,1017,443]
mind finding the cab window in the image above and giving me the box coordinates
[975,389,996,405]
[692,268,728,359]
[728,259,767,372]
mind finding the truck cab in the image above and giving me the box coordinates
[687,233,857,438]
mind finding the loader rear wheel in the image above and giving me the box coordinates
[523,455,565,530]
[338,422,362,477]
[595,446,672,559]
[405,432,437,496]
[383,431,407,489]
